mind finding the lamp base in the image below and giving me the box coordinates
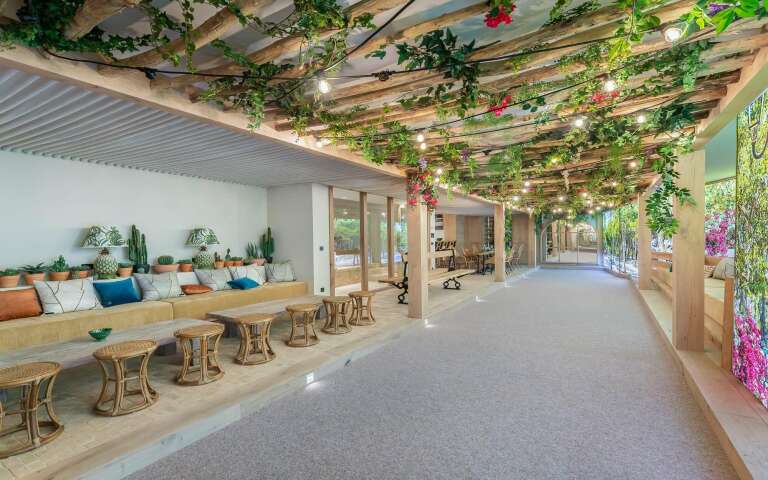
[94,250,119,279]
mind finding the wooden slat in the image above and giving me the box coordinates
[65,0,141,40]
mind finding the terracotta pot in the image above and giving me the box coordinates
[214,261,225,269]
[0,275,20,288]
[179,263,193,272]
[117,267,134,277]
[224,261,234,267]
[233,261,243,266]
[23,273,46,285]
[254,258,266,266]
[71,270,89,279]
[49,271,70,282]
[153,264,179,273]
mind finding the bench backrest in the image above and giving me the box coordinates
[399,247,458,279]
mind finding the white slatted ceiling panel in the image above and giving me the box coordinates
[0,67,388,187]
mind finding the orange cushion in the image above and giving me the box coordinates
[181,285,213,295]
[0,288,43,321]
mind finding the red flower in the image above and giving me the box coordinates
[485,4,515,28]
[488,95,511,117]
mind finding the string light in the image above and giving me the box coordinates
[436,167,443,175]
[523,180,531,187]
[521,188,528,193]
[611,181,618,187]
[558,195,565,202]
[603,78,618,93]
[416,133,425,143]
[588,209,594,214]
[512,195,520,201]
[419,142,427,151]
[573,116,587,129]
[607,202,614,207]
[629,160,638,169]
[550,156,560,165]
[580,191,588,198]
[317,76,331,94]
[664,25,683,43]
[636,113,647,124]
[595,206,602,211]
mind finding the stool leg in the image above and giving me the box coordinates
[303,312,310,346]
[25,382,40,447]
[264,321,275,356]
[237,323,249,363]
[42,374,63,434]
[178,337,192,383]
[199,336,209,384]
[288,312,298,345]
[138,352,156,405]
[368,297,376,324]
[113,359,125,416]
[208,333,224,379]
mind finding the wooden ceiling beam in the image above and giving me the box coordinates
[64,0,141,40]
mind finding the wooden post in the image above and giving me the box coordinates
[637,192,653,290]
[672,150,705,351]
[494,204,505,282]
[360,192,369,291]
[595,214,604,266]
[387,197,395,279]
[328,187,336,296]
[527,214,537,266]
[407,202,428,319]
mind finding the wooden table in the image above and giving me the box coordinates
[207,295,326,337]
[0,319,214,370]
[476,250,495,274]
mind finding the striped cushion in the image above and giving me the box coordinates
[33,279,102,314]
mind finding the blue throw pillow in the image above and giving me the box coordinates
[93,278,140,307]
[227,277,259,290]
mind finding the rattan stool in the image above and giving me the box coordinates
[0,362,63,458]
[175,323,225,385]
[93,340,158,416]
[322,296,353,334]
[233,314,276,365]
[286,303,321,347]
[349,290,376,326]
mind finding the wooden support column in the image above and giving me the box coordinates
[494,204,505,281]
[387,197,395,279]
[407,202,428,319]
[672,150,706,351]
[637,192,653,290]
[328,187,336,296]
[527,214,537,267]
[360,192,369,291]
[595,214,604,266]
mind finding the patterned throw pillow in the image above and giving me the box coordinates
[229,265,266,285]
[134,273,183,301]
[704,265,716,278]
[34,279,102,314]
[194,269,232,291]
[712,257,734,280]
[266,262,296,283]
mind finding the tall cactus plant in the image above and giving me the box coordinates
[260,227,274,263]
[127,225,149,273]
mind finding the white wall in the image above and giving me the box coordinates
[0,151,268,268]
[267,183,330,294]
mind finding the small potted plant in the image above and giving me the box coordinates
[21,263,47,285]
[0,268,20,288]
[231,256,243,266]
[246,242,263,265]
[214,252,224,269]
[70,265,89,279]
[118,262,134,277]
[178,259,193,272]
[223,248,234,267]
[48,255,70,281]
[154,255,178,273]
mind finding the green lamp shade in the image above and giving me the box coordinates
[186,228,219,246]
[81,226,125,248]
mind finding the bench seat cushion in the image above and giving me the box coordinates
[161,281,307,319]
[0,300,173,352]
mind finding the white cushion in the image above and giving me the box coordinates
[266,262,296,282]
[713,257,734,280]
[134,273,183,301]
[195,269,232,291]
[229,265,266,285]
[34,278,102,314]
[176,272,200,286]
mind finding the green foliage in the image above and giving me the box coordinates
[127,225,148,267]
[20,263,47,274]
[69,265,88,272]
[178,259,193,264]
[705,179,736,215]
[0,268,19,276]
[157,255,175,265]
[49,255,68,273]
[261,227,275,261]
[118,262,134,268]
[645,136,695,237]
[230,256,243,261]
[547,0,600,25]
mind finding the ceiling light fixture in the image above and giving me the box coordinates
[636,113,647,124]
[603,78,618,93]
[558,195,565,202]
[524,180,531,187]
[420,142,427,151]
[573,116,587,129]
[436,167,443,175]
[629,160,638,169]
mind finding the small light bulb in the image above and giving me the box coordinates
[420,142,427,151]
[512,195,520,201]
[315,140,323,148]
[608,202,614,207]
[611,181,618,187]
[629,160,638,168]
[521,188,528,193]
[551,156,560,164]
[558,195,565,202]
[436,167,443,175]
[526,207,532,213]
[596,206,602,211]
[317,78,331,94]
[664,25,683,43]
[416,133,425,143]
[603,79,618,93]
[636,113,647,124]
[580,191,588,198]
[573,116,587,128]
[588,209,594,214]
[523,180,531,187]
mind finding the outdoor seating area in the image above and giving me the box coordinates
[1,0,768,477]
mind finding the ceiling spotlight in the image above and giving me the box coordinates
[664,25,683,43]
[603,79,618,93]
[636,113,647,124]
[416,133,425,143]
[527,207,533,213]
[608,202,614,207]
[558,195,565,202]
[419,142,427,151]
[596,206,602,211]
[587,200,593,206]
[524,180,531,187]
[600,201,606,206]
[512,195,520,201]
[550,156,559,165]
[629,160,638,169]
[573,116,587,129]
[436,167,444,175]
[588,209,594,214]
[317,77,331,94]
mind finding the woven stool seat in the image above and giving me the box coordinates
[286,303,321,347]
[175,323,225,386]
[93,340,158,416]
[286,303,320,313]
[349,290,374,298]
[233,314,276,365]
[322,296,352,335]
[93,340,157,360]
[349,290,376,326]
[0,362,63,458]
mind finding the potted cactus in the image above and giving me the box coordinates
[214,252,224,269]
[0,268,20,288]
[154,255,178,273]
[70,265,89,279]
[118,262,134,277]
[260,227,274,264]
[48,255,70,281]
[246,242,263,265]
[21,263,47,285]
[128,225,150,274]
[223,248,234,267]
[231,256,243,266]
[178,259,193,272]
